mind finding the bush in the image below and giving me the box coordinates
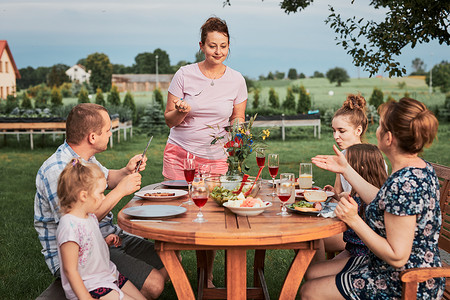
[138,103,169,136]
[51,87,63,107]
[153,88,164,107]
[283,87,296,110]
[78,87,90,103]
[5,95,19,114]
[123,91,136,122]
[35,88,49,108]
[106,105,133,122]
[60,82,72,98]
[297,85,311,114]
[21,92,33,109]
[252,88,260,109]
[107,85,121,106]
[95,88,105,106]
[268,88,280,109]
[369,87,384,108]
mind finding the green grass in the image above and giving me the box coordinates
[1,121,449,299]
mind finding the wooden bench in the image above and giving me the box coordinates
[400,162,450,299]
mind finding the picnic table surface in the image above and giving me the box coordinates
[118,181,347,299]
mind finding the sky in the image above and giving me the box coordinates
[1,0,448,79]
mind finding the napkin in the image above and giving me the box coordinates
[318,203,337,218]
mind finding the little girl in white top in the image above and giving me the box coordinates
[56,158,145,300]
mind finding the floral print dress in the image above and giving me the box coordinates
[336,161,445,299]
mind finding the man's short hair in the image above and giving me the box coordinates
[66,103,108,145]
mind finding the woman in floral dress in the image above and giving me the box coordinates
[302,97,444,299]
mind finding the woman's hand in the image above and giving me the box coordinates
[311,144,349,174]
[173,98,191,113]
[334,195,360,226]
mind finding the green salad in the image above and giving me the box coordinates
[291,200,314,208]
[210,186,238,205]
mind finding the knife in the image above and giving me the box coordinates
[130,219,180,224]
[135,136,153,173]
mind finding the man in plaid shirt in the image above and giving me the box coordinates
[34,103,168,299]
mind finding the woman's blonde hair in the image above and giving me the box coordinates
[334,94,368,139]
[57,158,105,213]
[378,97,438,154]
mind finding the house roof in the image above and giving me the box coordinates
[0,40,21,79]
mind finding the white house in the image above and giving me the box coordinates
[66,64,91,83]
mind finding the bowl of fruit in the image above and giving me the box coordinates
[206,175,262,206]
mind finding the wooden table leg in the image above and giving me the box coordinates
[227,248,247,300]
[279,249,316,299]
[158,249,195,300]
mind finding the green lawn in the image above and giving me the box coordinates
[1,121,449,299]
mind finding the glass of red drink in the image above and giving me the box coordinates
[183,158,196,205]
[267,153,279,196]
[192,176,208,223]
[256,148,265,168]
[277,177,293,216]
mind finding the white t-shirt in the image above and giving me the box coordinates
[57,213,123,300]
[167,63,248,160]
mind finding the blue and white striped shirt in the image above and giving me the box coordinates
[34,141,120,275]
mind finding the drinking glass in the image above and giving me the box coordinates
[280,173,295,203]
[192,176,208,223]
[183,158,196,205]
[198,163,211,178]
[255,148,266,168]
[299,163,313,189]
[267,153,279,196]
[277,177,294,217]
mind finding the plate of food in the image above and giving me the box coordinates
[223,196,272,216]
[287,201,337,215]
[295,189,334,200]
[135,189,188,201]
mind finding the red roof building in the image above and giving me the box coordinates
[0,40,21,100]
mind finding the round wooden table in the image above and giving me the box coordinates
[118,182,346,300]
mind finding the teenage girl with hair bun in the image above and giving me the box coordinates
[304,98,444,299]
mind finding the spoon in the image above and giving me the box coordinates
[233,174,249,195]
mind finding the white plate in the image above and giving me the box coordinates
[123,205,187,218]
[135,189,188,201]
[223,201,272,216]
[295,189,334,199]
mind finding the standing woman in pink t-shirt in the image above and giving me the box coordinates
[163,16,248,180]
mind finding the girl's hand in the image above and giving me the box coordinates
[173,98,191,113]
[105,234,122,247]
[311,144,349,174]
[334,194,359,226]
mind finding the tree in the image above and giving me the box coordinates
[78,87,90,104]
[34,86,50,108]
[283,87,296,110]
[369,87,384,109]
[123,91,136,118]
[107,85,121,106]
[275,71,285,80]
[5,95,18,113]
[85,52,113,91]
[153,88,164,107]
[426,61,450,93]
[268,88,279,108]
[287,68,298,80]
[410,58,426,76]
[95,88,105,106]
[312,71,324,78]
[298,73,306,79]
[134,49,172,74]
[223,0,450,77]
[297,85,311,114]
[47,64,70,87]
[21,92,32,109]
[267,72,275,80]
[50,86,63,107]
[252,88,260,109]
[326,67,350,87]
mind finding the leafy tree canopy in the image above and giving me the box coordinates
[85,52,113,91]
[426,61,450,93]
[134,48,172,74]
[223,0,450,77]
[326,67,350,86]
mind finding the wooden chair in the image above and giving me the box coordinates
[400,162,450,299]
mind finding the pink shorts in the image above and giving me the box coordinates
[163,143,228,180]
